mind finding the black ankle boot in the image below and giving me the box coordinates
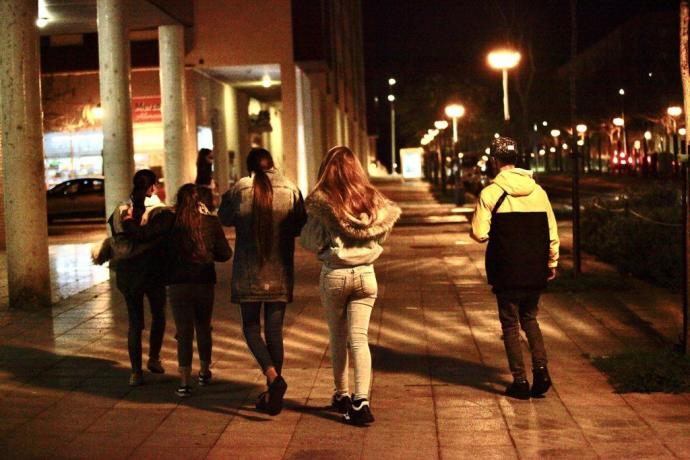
[505,378,530,400]
[531,366,552,397]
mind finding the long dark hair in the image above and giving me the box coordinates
[131,169,157,224]
[173,184,206,262]
[247,148,274,264]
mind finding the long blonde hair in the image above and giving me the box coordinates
[312,146,385,220]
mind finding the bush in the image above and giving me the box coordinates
[581,185,683,291]
[593,350,690,393]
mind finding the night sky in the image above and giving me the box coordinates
[362,0,679,159]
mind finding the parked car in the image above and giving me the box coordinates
[47,177,105,223]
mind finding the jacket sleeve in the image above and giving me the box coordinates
[211,218,233,262]
[545,194,560,268]
[291,189,308,237]
[122,211,174,242]
[217,187,238,227]
[470,192,493,243]
[300,215,330,254]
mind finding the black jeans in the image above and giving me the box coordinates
[240,302,286,375]
[123,284,166,372]
[169,284,215,368]
[496,291,548,380]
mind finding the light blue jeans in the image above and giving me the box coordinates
[320,264,377,400]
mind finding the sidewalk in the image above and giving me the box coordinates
[0,182,688,459]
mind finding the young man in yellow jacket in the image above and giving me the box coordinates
[471,137,560,399]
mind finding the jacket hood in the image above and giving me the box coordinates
[493,168,537,197]
[305,190,401,242]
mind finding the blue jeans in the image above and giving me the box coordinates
[320,264,377,400]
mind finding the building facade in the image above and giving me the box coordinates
[0,0,369,307]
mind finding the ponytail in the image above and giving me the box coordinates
[131,169,157,224]
[246,148,275,264]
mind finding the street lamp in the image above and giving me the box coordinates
[550,129,561,172]
[388,78,397,174]
[668,106,683,132]
[434,120,449,130]
[487,49,521,121]
[444,104,465,146]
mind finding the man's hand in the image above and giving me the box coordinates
[547,267,557,281]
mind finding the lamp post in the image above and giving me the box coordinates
[550,129,561,172]
[668,106,683,174]
[444,105,466,205]
[388,78,396,174]
[487,49,521,122]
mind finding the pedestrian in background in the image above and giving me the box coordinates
[218,148,306,415]
[301,146,401,426]
[196,147,216,211]
[470,136,559,400]
[109,169,167,387]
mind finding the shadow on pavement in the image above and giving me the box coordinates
[371,344,508,395]
[0,344,265,421]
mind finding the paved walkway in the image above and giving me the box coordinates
[0,181,689,459]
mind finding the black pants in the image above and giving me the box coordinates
[169,284,215,368]
[240,302,286,375]
[496,291,548,380]
[123,284,166,372]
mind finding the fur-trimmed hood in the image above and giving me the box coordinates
[305,190,402,242]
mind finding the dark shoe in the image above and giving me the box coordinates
[175,386,192,398]
[129,371,143,387]
[266,376,288,416]
[147,358,165,374]
[531,366,552,397]
[198,370,212,386]
[255,391,269,412]
[505,379,530,400]
[344,398,375,426]
[331,393,352,414]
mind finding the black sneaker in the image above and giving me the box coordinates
[198,370,212,386]
[505,379,530,400]
[344,398,375,426]
[266,376,287,416]
[331,393,352,414]
[531,366,552,397]
[175,385,192,398]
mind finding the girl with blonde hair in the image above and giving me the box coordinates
[301,146,401,426]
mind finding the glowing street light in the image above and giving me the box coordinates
[434,120,449,130]
[550,129,561,138]
[487,49,521,121]
[444,104,465,145]
[644,131,652,140]
[680,128,687,136]
[576,124,587,134]
[613,117,625,127]
[667,106,683,118]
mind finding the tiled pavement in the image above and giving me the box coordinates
[0,182,689,459]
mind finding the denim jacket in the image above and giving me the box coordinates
[218,170,306,303]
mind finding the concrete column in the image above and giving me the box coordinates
[235,91,250,177]
[159,25,189,200]
[97,0,135,216]
[280,63,298,182]
[0,0,51,308]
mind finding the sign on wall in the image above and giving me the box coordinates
[132,96,162,123]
